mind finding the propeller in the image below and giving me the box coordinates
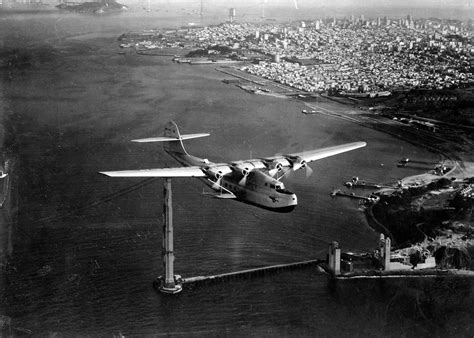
[305,163,313,178]
[268,163,282,177]
[291,157,313,178]
[238,168,249,186]
[211,172,223,190]
[268,156,313,180]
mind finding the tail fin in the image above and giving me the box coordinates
[131,121,209,156]
[163,121,188,155]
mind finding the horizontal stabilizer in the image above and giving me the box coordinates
[132,133,210,143]
[99,166,206,178]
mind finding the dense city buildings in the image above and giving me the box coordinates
[130,15,472,95]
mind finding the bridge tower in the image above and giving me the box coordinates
[156,178,182,294]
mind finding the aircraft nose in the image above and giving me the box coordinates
[292,194,298,204]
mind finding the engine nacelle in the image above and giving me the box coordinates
[287,156,306,171]
[206,165,233,180]
[232,163,248,174]
[232,160,266,175]
[266,157,292,172]
[287,156,313,177]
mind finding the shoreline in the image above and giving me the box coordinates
[214,65,473,265]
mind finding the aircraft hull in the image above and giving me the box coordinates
[170,152,298,212]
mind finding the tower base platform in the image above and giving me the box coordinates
[153,275,183,294]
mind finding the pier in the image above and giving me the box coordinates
[344,176,394,189]
[330,189,372,201]
[397,157,442,170]
[216,67,266,86]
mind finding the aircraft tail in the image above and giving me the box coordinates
[131,121,209,156]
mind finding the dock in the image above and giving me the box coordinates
[345,181,392,189]
[216,67,266,86]
[397,157,441,170]
[344,177,394,189]
[330,189,370,201]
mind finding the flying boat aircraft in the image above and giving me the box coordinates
[100,121,366,212]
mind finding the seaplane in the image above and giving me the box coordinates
[100,121,366,212]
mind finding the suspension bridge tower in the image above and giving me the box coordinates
[156,178,182,294]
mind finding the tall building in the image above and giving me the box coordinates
[228,8,235,23]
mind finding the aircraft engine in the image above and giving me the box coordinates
[231,160,266,185]
[232,163,250,176]
[232,163,252,186]
[206,165,233,181]
[266,157,292,177]
[289,156,313,178]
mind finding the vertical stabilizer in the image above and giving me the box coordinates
[163,121,188,155]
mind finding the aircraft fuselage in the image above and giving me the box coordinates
[167,151,298,212]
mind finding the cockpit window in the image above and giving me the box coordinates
[269,181,292,195]
[270,182,285,192]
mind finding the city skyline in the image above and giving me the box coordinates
[116,0,473,20]
[124,0,472,10]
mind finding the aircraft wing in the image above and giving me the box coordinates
[99,166,206,178]
[285,142,366,163]
[262,142,366,175]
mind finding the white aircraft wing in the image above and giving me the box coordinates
[286,142,366,163]
[262,142,366,175]
[132,133,210,143]
[99,166,206,178]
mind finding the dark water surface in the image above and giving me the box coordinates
[0,12,472,336]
